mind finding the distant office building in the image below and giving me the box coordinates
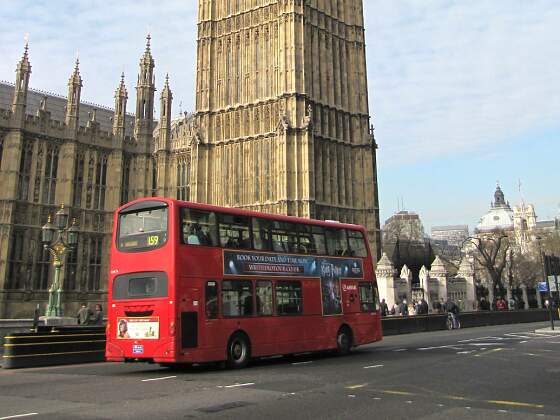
[430,225,469,247]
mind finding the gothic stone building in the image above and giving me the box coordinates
[0,0,380,318]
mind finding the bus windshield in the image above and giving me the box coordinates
[118,204,168,251]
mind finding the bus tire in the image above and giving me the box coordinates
[226,332,251,369]
[336,326,352,356]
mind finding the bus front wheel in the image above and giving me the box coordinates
[336,326,352,355]
[227,332,251,369]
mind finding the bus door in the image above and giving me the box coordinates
[178,281,200,350]
[341,280,360,314]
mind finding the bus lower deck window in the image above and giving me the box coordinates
[222,280,253,317]
[276,281,303,315]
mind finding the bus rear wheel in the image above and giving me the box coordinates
[336,326,352,356]
[227,333,251,369]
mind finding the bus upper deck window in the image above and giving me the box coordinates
[347,230,368,257]
[181,208,218,246]
[117,202,168,251]
[325,228,348,256]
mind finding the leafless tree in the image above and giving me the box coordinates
[466,230,510,294]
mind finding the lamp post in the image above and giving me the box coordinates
[41,204,79,317]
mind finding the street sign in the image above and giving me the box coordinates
[548,276,558,292]
[538,282,548,292]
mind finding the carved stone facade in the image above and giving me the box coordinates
[190,0,381,251]
[0,1,381,318]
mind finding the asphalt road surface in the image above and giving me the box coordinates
[1,322,559,420]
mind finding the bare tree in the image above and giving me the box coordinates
[466,230,511,295]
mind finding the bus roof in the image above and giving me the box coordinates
[118,197,367,232]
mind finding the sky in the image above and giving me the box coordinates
[1,0,559,232]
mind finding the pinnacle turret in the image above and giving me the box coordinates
[11,41,32,117]
[65,58,83,133]
[113,73,128,138]
[135,34,156,140]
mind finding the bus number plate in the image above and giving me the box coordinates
[132,344,144,354]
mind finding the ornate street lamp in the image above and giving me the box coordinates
[41,204,79,317]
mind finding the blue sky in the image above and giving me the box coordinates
[1,1,559,231]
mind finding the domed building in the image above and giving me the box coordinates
[476,185,514,232]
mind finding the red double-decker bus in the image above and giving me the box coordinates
[106,198,382,368]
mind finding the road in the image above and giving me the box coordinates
[1,322,559,420]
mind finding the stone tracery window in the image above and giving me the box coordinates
[17,141,33,201]
[42,144,59,205]
[87,236,103,291]
[33,234,50,291]
[72,153,85,207]
[120,154,131,205]
[7,229,26,289]
[93,154,108,210]
[33,144,43,203]
[86,156,95,209]
[176,157,190,201]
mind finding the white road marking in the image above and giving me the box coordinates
[363,364,384,369]
[465,407,471,410]
[498,409,508,413]
[523,353,538,356]
[393,348,407,352]
[223,382,255,388]
[418,345,463,351]
[373,397,382,400]
[437,404,445,407]
[520,340,528,343]
[0,414,39,420]
[457,336,495,342]
[291,361,313,365]
[467,343,501,347]
[347,394,356,398]
[456,350,476,354]
[405,400,413,404]
[141,376,177,382]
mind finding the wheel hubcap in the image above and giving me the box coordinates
[232,341,243,360]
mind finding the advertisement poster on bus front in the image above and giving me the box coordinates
[223,251,363,316]
[117,317,159,340]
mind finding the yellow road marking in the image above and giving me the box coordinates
[4,340,105,347]
[2,350,104,358]
[346,384,368,389]
[487,400,544,409]
[474,347,504,357]
[447,395,468,401]
[5,333,103,339]
[383,390,415,396]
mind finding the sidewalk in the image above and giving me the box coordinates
[535,326,560,334]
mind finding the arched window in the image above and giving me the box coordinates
[73,153,85,207]
[42,144,59,204]
[17,141,34,201]
[93,154,108,210]
[120,154,131,205]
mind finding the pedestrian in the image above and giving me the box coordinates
[496,297,507,311]
[433,299,442,313]
[380,298,389,317]
[90,304,104,325]
[408,301,416,316]
[441,299,447,313]
[420,298,429,315]
[77,303,92,325]
[399,300,409,316]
